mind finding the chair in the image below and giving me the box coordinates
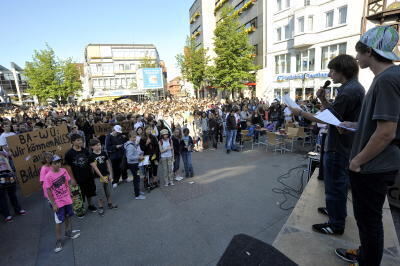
[297,127,312,147]
[266,132,285,153]
[240,130,254,151]
[284,127,300,152]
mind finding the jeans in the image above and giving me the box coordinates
[181,151,193,177]
[323,151,349,230]
[225,129,237,151]
[127,163,140,197]
[173,153,180,174]
[202,130,209,148]
[0,183,21,218]
[209,131,217,148]
[350,170,397,266]
[111,158,127,184]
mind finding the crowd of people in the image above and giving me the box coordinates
[0,25,398,265]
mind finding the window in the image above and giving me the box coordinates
[130,64,136,71]
[304,0,310,6]
[326,10,334,28]
[285,0,290,8]
[284,24,292,39]
[119,64,124,71]
[297,16,304,33]
[234,0,245,11]
[308,15,314,31]
[244,17,258,30]
[321,42,347,69]
[253,44,258,56]
[275,54,291,74]
[296,48,315,72]
[276,27,282,41]
[277,0,282,11]
[339,6,347,24]
[96,64,102,73]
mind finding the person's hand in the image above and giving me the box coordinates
[70,179,77,186]
[52,204,58,212]
[316,88,326,100]
[139,156,144,161]
[289,107,302,116]
[349,158,361,173]
[116,145,122,148]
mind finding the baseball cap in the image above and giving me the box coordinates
[160,129,169,136]
[52,155,62,162]
[113,125,122,133]
[360,26,400,61]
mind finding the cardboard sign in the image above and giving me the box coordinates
[93,121,132,136]
[7,125,71,196]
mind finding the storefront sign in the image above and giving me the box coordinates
[277,72,329,81]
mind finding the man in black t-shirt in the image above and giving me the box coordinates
[65,134,97,213]
[89,139,117,216]
[335,26,400,266]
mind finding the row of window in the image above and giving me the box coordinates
[275,5,347,42]
[274,87,338,101]
[275,42,347,74]
[92,76,136,89]
[91,63,138,74]
[111,49,157,59]
[276,0,310,12]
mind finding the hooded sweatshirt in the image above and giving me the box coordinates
[124,140,143,164]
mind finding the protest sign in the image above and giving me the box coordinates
[94,121,132,136]
[7,125,71,196]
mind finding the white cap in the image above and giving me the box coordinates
[113,125,122,133]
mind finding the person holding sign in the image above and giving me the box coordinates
[44,155,80,253]
[290,54,365,236]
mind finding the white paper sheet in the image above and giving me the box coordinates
[283,94,301,109]
[314,110,357,132]
[139,155,150,166]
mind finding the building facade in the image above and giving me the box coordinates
[0,63,29,104]
[257,0,366,101]
[190,0,217,58]
[82,44,164,101]
[214,0,265,66]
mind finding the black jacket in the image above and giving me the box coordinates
[105,133,127,160]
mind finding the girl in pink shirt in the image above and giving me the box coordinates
[44,155,80,253]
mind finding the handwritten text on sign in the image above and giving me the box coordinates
[93,121,132,136]
[7,125,71,196]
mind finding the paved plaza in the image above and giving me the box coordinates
[1,147,399,266]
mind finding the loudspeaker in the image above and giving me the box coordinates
[217,234,297,266]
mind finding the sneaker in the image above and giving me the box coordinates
[5,216,13,222]
[169,182,175,186]
[108,203,118,209]
[98,207,105,216]
[135,195,146,200]
[190,173,194,178]
[18,210,27,216]
[312,223,344,235]
[317,207,329,216]
[76,214,85,219]
[226,150,231,154]
[54,240,63,253]
[164,184,169,187]
[65,230,81,239]
[112,183,118,189]
[334,248,359,263]
[88,205,97,213]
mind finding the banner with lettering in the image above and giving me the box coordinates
[93,121,132,136]
[7,125,71,196]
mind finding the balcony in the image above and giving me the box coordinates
[366,0,400,21]
[292,32,316,49]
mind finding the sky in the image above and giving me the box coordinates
[0,0,194,81]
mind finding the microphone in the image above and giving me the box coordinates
[323,80,331,88]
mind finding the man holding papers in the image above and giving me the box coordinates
[290,54,365,236]
[334,26,400,266]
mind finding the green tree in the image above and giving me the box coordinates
[59,59,82,102]
[24,45,59,103]
[176,37,210,98]
[25,45,82,104]
[211,6,259,98]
